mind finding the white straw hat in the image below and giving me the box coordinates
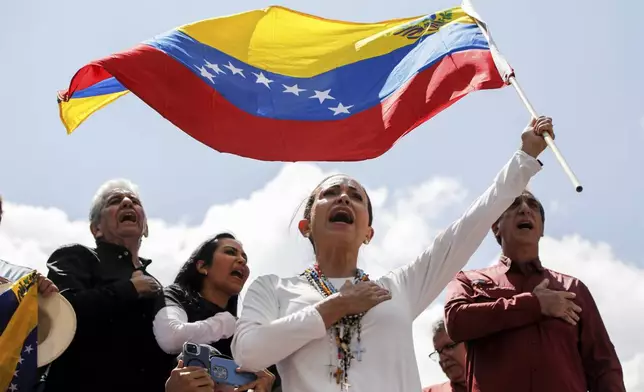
[0,282,76,367]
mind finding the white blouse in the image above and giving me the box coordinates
[232,151,542,392]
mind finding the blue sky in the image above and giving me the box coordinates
[1,0,643,388]
[1,0,642,266]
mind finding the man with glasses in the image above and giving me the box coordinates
[424,319,466,392]
[443,191,624,392]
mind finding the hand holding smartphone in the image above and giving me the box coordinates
[181,342,257,387]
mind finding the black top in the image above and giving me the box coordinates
[155,283,238,358]
[155,284,282,389]
[44,241,173,392]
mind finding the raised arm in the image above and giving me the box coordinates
[577,281,626,392]
[46,244,139,325]
[443,271,543,342]
[387,150,542,318]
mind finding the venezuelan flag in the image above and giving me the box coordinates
[0,272,38,392]
[58,5,510,161]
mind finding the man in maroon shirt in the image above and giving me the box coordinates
[443,190,625,392]
[423,319,466,392]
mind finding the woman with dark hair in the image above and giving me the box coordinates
[153,233,275,392]
[231,117,555,392]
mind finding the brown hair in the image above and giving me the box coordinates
[296,175,374,251]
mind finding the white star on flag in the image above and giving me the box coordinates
[224,62,245,78]
[9,383,18,392]
[310,89,335,103]
[196,65,215,83]
[18,356,24,364]
[253,72,273,88]
[24,345,33,354]
[204,60,225,74]
[283,84,306,96]
[14,370,18,377]
[328,103,353,116]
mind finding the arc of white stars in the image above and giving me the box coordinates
[224,62,245,78]
[195,65,216,83]
[253,72,273,88]
[310,89,335,103]
[283,84,306,96]
[204,60,225,75]
[329,102,353,116]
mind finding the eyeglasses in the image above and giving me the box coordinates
[429,342,460,362]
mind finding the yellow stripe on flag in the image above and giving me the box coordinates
[178,6,474,78]
[0,273,38,390]
[59,90,130,134]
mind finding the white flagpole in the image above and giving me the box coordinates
[462,0,583,192]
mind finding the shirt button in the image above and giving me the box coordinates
[124,251,129,256]
[118,255,122,259]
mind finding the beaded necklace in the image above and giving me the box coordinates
[301,264,370,390]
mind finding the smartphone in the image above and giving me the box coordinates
[181,342,211,368]
[181,342,257,387]
[210,355,257,387]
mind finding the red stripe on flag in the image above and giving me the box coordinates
[58,64,115,101]
[98,44,503,161]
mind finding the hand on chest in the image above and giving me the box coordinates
[282,282,411,331]
[470,272,570,297]
[471,273,583,336]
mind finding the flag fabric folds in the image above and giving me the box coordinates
[58,5,509,161]
[0,272,38,392]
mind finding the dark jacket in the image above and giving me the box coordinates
[44,241,173,392]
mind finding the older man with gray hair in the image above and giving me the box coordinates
[424,318,467,392]
[44,179,172,392]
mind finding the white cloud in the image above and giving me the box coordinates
[1,164,642,391]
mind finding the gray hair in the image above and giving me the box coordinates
[432,318,446,337]
[89,179,141,227]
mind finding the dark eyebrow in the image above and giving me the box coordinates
[322,183,362,193]
[223,246,248,261]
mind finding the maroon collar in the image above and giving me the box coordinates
[499,255,544,275]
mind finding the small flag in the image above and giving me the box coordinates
[58,5,508,161]
[0,272,38,392]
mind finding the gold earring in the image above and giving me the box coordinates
[304,232,310,238]
[364,239,370,245]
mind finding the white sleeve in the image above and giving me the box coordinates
[152,305,238,355]
[386,150,542,319]
[231,274,327,371]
